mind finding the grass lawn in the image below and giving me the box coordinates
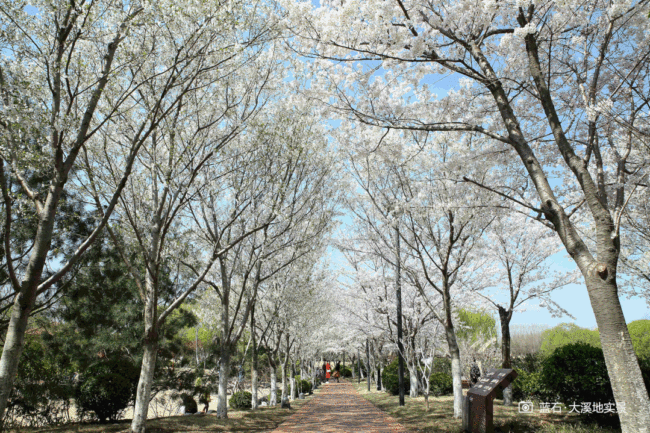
[352,382,621,433]
[7,390,316,433]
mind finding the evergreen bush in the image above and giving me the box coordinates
[229,391,253,410]
[381,358,410,395]
[428,372,453,396]
[340,366,352,377]
[6,335,75,427]
[75,357,140,422]
[431,357,452,375]
[540,343,617,426]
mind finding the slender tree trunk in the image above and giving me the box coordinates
[366,339,371,392]
[130,339,158,433]
[290,359,297,400]
[376,362,382,391]
[443,288,463,419]
[195,327,200,366]
[409,365,419,398]
[0,188,62,422]
[216,257,231,419]
[498,306,513,406]
[269,359,278,406]
[216,343,231,418]
[357,351,362,382]
[424,376,430,411]
[131,218,162,433]
[281,351,289,401]
[250,305,258,410]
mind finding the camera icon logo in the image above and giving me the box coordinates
[518,401,534,413]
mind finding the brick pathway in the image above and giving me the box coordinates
[269,382,410,433]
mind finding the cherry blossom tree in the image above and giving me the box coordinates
[0,0,237,421]
[283,1,650,429]
[338,128,495,417]
[476,211,578,405]
[189,103,340,418]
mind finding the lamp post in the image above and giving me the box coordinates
[388,202,406,407]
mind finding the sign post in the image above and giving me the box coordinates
[462,368,518,433]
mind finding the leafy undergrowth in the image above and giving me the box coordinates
[7,391,316,433]
[353,383,621,433]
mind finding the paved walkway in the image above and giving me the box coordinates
[269,382,410,433]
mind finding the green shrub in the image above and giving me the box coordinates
[628,320,650,360]
[428,372,453,396]
[229,390,252,410]
[540,343,617,426]
[510,353,545,401]
[340,366,352,377]
[6,335,75,427]
[381,358,410,396]
[431,357,452,375]
[294,376,312,394]
[540,323,600,356]
[75,357,140,422]
[512,370,546,401]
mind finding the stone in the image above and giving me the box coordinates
[260,401,268,407]
[298,392,305,399]
[207,410,217,414]
[463,369,518,433]
[281,396,291,409]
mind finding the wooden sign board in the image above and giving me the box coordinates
[463,368,518,433]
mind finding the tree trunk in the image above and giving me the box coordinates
[0,189,63,421]
[498,306,513,406]
[376,362,382,391]
[290,359,297,400]
[130,339,158,433]
[216,343,231,419]
[131,225,162,433]
[250,305,258,410]
[366,339,371,392]
[443,289,463,419]
[449,338,463,419]
[409,365,419,398]
[281,352,288,400]
[269,360,278,406]
[584,273,650,432]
